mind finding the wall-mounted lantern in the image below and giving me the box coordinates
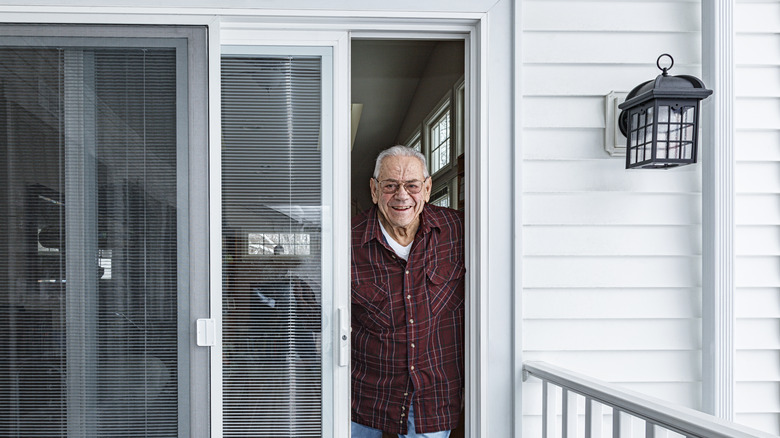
[618,54,712,169]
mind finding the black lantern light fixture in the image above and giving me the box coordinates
[618,54,713,169]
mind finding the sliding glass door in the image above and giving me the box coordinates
[0,26,208,437]
[220,46,336,437]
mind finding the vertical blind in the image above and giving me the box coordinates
[221,55,324,437]
[0,45,180,436]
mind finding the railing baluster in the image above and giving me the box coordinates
[543,381,557,438]
[614,409,632,438]
[646,421,656,438]
[563,388,578,438]
[585,397,603,438]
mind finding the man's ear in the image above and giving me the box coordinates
[423,176,432,202]
[370,178,379,204]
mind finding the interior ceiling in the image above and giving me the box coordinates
[350,39,438,211]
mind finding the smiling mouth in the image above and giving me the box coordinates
[391,206,412,211]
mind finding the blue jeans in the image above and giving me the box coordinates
[351,403,451,438]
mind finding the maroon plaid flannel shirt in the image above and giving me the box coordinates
[351,204,465,434]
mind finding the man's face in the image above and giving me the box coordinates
[370,155,432,230]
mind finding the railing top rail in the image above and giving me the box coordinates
[523,361,778,438]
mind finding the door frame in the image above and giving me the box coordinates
[0,3,520,436]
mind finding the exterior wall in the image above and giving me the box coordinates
[734,0,780,434]
[520,0,705,434]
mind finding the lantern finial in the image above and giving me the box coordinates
[657,53,673,77]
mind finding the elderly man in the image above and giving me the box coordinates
[351,145,465,438]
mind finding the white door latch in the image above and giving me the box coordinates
[196,318,216,347]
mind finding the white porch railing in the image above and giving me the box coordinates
[522,361,777,438]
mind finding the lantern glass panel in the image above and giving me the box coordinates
[659,105,669,123]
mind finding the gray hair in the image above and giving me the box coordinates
[373,145,430,179]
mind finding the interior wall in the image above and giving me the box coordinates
[396,40,465,144]
[520,0,705,435]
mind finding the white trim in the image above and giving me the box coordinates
[206,17,224,438]
[511,1,523,436]
[332,31,352,438]
[701,0,735,421]
[467,14,489,438]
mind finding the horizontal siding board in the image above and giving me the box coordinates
[735,414,780,437]
[523,350,701,382]
[523,128,610,160]
[523,160,701,193]
[736,256,780,287]
[735,130,780,161]
[524,319,701,351]
[524,225,702,256]
[736,2,780,33]
[522,96,605,128]
[736,227,780,256]
[735,318,780,349]
[736,382,780,412]
[735,195,780,225]
[736,34,780,65]
[736,288,780,318]
[523,32,701,65]
[734,412,780,435]
[522,64,705,96]
[524,288,700,319]
[735,66,780,97]
[523,193,701,225]
[736,97,780,129]
[736,349,780,382]
[524,256,701,288]
[522,0,700,32]
[735,162,780,193]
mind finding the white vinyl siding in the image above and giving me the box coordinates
[521,0,704,435]
[734,0,780,434]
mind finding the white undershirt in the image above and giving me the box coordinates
[379,220,412,261]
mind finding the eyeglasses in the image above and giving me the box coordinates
[374,177,428,195]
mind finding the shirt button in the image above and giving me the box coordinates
[411,343,415,348]
[407,294,411,300]
[401,413,405,417]
[410,366,415,371]
[409,319,414,324]
[405,270,410,274]
[404,392,408,396]
[402,406,406,411]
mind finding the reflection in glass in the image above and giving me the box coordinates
[221,55,323,437]
[0,47,179,436]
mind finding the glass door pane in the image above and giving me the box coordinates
[0,33,198,437]
[221,49,331,437]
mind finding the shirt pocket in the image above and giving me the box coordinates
[352,282,393,330]
[426,262,465,316]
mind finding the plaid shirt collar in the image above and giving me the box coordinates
[359,204,441,247]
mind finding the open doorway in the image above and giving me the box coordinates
[350,38,466,438]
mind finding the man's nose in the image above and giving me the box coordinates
[394,184,412,197]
